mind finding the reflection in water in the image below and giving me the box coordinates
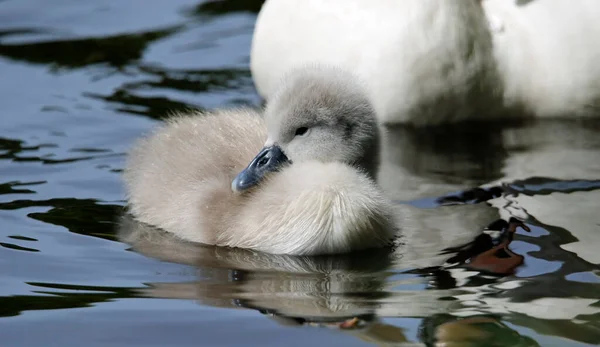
[442,218,530,275]
[420,315,539,347]
[383,121,512,186]
[483,120,600,267]
[116,207,533,345]
[492,180,600,265]
[112,117,600,346]
[0,0,599,346]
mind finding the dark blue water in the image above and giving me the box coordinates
[1,1,599,346]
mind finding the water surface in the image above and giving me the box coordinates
[1,1,599,346]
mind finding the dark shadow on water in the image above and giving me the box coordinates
[85,66,255,119]
[0,198,123,242]
[0,137,123,165]
[507,177,600,195]
[192,0,265,17]
[0,282,141,318]
[127,65,254,95]
[0,242,39,253]
[0,26,181,69]
[85,89,198,119]
[384,121,515,185]
[437,177,600,207]
[0,181,43,195]
[385,118,600,190]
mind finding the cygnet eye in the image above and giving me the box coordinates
[294,127,310,137]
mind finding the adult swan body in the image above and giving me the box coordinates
[250,0,600,125]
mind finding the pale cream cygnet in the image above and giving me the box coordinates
[123,66,398,255]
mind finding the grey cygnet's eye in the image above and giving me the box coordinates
[294,127,309,137]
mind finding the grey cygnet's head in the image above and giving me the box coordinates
[233,65,380,192]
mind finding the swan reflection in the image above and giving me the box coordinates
[118,119,600,346]
[117,205,524,345]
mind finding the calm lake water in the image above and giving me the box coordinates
[1,1,599,346]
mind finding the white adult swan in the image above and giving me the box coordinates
[250,0,600,125]
[123,66,398,256]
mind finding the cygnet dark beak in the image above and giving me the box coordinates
[231,145,290,192]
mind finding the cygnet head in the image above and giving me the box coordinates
[233,65,380,192]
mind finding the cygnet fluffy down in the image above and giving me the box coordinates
[123,66,398,255]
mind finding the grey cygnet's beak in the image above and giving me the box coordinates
[231,145,290,192]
